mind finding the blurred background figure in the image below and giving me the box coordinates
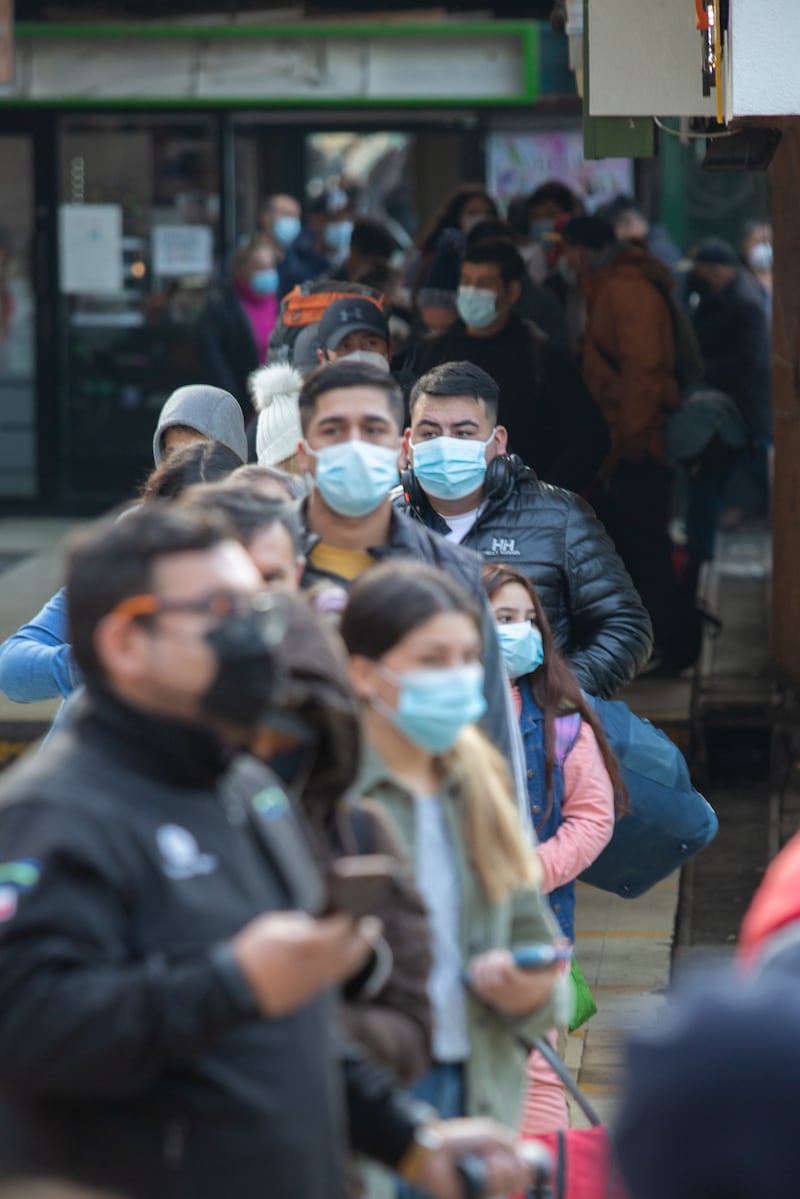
[324,216,399,286]
[259,192,329,297]
[686,236,772,548]
[740,219,774,322]
[199,239,280,423]
[599,193,684,276]
[407,183,499,307]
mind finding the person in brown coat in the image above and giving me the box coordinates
[249,595,433,1088]
[561,216,680,667]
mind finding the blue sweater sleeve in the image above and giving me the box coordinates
[0,588,81,702]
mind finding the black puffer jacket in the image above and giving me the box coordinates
[397,457,653,698]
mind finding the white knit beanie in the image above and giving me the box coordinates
[249,363,304,466]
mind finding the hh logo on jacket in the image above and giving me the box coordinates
[486,537,521,557]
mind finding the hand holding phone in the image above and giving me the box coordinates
[326,854,398,919]
[512,944,573,972]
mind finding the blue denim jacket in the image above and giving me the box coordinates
[0,588,81,702]
[518,677,581,942]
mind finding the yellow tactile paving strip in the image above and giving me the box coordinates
[566,876,680,1128]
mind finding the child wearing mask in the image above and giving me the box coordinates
[482,563,625,1135]
[341,561,560,1197]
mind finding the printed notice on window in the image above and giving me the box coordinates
[152,225,213,278]
[59,204,123,294]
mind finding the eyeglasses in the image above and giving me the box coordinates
[111,591,276,622]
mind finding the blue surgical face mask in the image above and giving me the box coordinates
[496,621,544,679]
[410,433,495,502]
[377,662,487,753]
[343,349,391,373]
[273,214,301,249]
[456,286,498,330]
[250,268,279,295]
[530,219,555,243]
[325,220,354,255]
[305,438,399,518]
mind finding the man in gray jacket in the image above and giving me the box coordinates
[397,362,652,697]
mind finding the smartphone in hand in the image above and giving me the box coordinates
[512,944,573,971]
[326,855,398,919]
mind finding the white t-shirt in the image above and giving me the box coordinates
[414,794,470,1063]
[436,504,484,543]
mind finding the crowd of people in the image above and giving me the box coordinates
[0,175,774,1199]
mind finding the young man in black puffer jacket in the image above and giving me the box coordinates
[396,361,652,698]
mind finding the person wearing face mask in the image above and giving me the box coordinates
[321,217,399,287]
[317,297,393,374]
[341,562,561,1173]
[414,240,608,492]
[482,563,623,1136]
[396,361,652,700]
[0,504,540,1199]
[292,359,524,785]
[686,236,771,546]
[259,193,331,298]
[407,184,499,311]
[199,239,281,422]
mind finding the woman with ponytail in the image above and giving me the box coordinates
[482,562,626,1136]
[341,561,559,1190]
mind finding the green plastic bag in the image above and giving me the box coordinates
[568,957,597,1032]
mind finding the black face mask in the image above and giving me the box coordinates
[200,602,287,729]
[688,272,713,299]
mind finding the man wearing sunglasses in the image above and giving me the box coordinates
[0,504,535,1199]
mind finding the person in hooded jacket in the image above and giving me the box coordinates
[152,383,248,468]
[0,387,247,708]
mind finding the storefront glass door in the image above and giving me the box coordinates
[58,114,220,505]
[0,135,37,499]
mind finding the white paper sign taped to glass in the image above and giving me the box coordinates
[152,225,213,278]
[59,204,123,294]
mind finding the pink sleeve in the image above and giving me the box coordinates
[537,721,616,894]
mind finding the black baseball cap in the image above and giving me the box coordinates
[318,297,389,351]
[690,236,740,267]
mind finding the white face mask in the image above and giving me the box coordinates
[747,242,773,273]
[343,349,391,373]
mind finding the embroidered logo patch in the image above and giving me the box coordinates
[156,825,218,880]
[252,786,291,821]
[0,859,41,922]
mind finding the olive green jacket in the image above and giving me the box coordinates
[354,757,559,1129]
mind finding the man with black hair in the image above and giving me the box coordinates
[324,216,398,285]
[415,239,608,493]
[398,361,652,698]
[0,502,535,1199]
[293,358,523,775]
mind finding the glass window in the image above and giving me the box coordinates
[58,114,220,504]
[0,135,36,499]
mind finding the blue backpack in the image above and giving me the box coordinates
[578,696,718,899]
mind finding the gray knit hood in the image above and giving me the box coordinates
[152,384,248,466]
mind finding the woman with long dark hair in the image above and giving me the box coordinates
[341,561,560,1199]
[482,562,625,1136]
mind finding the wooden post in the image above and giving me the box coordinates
[769,121,800,685]
[0,0,13,86]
